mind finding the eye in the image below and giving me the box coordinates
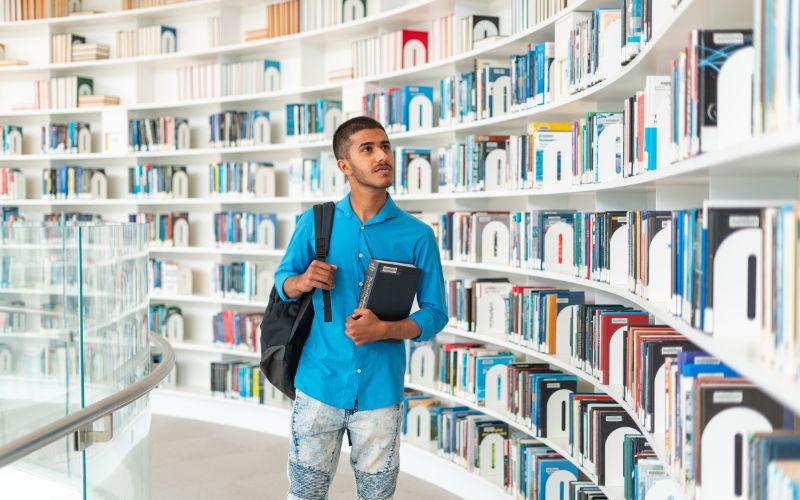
[361,146,372,153]
[381,144,391,152]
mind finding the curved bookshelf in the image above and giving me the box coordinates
[149,293,262,308]
[403,381,623,499]
[0,0,448,75]
[148,246,286,257]
[437,326,669,457]
[169,341,260,359]
[150,387,513,500]
[0,0,223,31]
[440,259,800,417]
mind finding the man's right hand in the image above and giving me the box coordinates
[282,260,337,298]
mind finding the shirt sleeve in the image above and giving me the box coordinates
[274,210,314,302]
[409,227,448,342]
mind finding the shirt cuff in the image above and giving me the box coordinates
[409,311,434,342]
[274,272,299,303]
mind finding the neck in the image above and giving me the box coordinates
[349,184,388,223]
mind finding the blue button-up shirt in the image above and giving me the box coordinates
[274,192,448,410]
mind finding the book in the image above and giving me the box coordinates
[356,258,421,329]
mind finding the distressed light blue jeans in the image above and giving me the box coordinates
[287,389,402,500]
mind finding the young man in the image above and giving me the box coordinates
[274,116,448,500]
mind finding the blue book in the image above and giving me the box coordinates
[475,353,514,402]
[536,458,578,500]
[401,85,434,131]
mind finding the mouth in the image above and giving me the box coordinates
[373,165,392,174]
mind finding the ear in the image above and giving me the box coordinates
[337,158,351,176]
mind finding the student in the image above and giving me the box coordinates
[274,116,447,499]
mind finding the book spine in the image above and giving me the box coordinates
[356,260,379,309]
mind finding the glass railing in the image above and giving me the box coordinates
[0,220,157,499]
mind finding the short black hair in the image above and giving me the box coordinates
[332,116,387,160]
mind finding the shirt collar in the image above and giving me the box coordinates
[336,191,400,225]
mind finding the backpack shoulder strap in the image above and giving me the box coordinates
[313,202,335,322]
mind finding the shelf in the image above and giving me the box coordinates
[403,381,623,499]
[0,0,224,31]
[169,341,259,359]
[148,246,286,257]
[0,141,330,162]
[151,387,516,500]
[441,258,800,417]
[148,293,263,308]
[0,0,449,75]
[0,197,329,208]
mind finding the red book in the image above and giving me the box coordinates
[597,311,649,385]
[400,30,428,68]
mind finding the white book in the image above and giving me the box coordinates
[643,75,671,172]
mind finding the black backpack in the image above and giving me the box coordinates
[260,202,334,400]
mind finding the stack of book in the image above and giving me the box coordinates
[208,110,271,147]
[285,100,342,141]
[212,310,262,352]
[114,25,177,58]
[50,33,84,63]
[33,76,93,109]
[0,168,24,200]
[208,162,276,198]
[176,59,281,101]
[287,153,349,198]
[129,212,189,247]
[213,211,278,249]
[128,165,188,198]
[210,361,287,405]
[265,0,300,38]
[71,43,109,61]
[757,0,800,134]
[510,0,569,34]
[148,259,191,295]
[300,0,366,32]
[0,0,79,21]
[361,86,433,133]
[351,29,428,78]
[1,126,23,155]
[41,166,106,199]
[429,13,455,61]
[149,305,183,339]
[78,95,120,107]
[123,0,185,10]
[40,121,91,154]
[459,15,501,51]
[128,117,190,151]
[212,261,261,300]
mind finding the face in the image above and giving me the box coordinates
[338,128,394,190]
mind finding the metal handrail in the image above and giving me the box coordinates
[0,334,175,468]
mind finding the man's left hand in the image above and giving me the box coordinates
[345,308,389,346]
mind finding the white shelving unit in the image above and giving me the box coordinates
[1,0,796,497]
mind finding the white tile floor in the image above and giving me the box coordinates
[150,415,460,499]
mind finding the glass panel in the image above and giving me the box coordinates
[79,222,150,499]
[0,221,84,492]
[0,221,150,499]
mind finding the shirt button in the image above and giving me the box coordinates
[358,281,363,287]
[358,253,363,258]
[360,226,364,230]
[356,369,362,374]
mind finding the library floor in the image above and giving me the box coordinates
[150,415,459,499]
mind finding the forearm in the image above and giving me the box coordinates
[378,318,421,341]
